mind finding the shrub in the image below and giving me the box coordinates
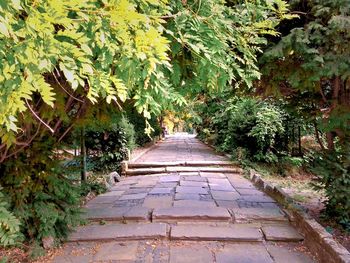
[0,188,23,247]
[311,148,350,230]
[0,142,83,243]
[85,116,135,172]
[219,98,285,162]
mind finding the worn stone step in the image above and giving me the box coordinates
[231,207,288,223]
[126,166,242,176]
[261,224,304,241]
[85,207,151,222]
[68,223,168,242]
[126,167,166,175]
[128,161,234,168]
[170,224,263,241]
[152,207,231,222]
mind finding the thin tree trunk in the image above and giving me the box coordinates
[81,127,87,182]
[313,121,325,151]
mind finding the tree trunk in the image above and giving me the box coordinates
[80,127,87,182]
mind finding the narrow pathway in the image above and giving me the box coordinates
[52,134,315,263]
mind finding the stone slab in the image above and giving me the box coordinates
[176,186,208,194]
[118,193,148,200]
[236,188,266,195]
[94,241,139,261]
[262,225,304,241]
[159,175,181,182]
[149,187,173,194]
[69,223,168,242]
[86,196,120,205]
[200,172,226,178]
[53,255,93,263]
[231,208,287,222]
[86,207,129,221]
[174,193,201,200]
[266,245,314,263]
[209,184,235,192]
[216,200,240,209]
[207,178,231,184]
[211,191,240,201]
[166,167,200,173]
[215,244,273,263]
[179,172,200,177]
[180,181,208,187]
[123,207,151,221]
[169,246,213,263]
[142,196,173,209]
[181,176,207,182]
[155,182,178,188]
[239,195,276,203]
[126,167,166,175]
[173,200,216,208]
[171,225,263,241]
[125,188,151,194]
[153,207,231,221]
[98,191,125,197]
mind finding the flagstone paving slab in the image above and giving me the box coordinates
[153,207,231,222]
[262,224,304,241]
[239,195,276,203]
[210,184,236,191]
[171,224,263,241]
[123,206,151,221]
[159,175,181,182]
[179,180,208,187]
[142,196,173,209]
[149,187,173,194]
[181,175,207,182]
[266,244,314,263]
[169,246,213,263]
[173,200,216,207]
[69,223,168,242]
[118,193,148,200]
[215,243,274,263]
[231,207,287,222]
[85,207,129,221]
[174,193,201,200]
[176,186,208,194]
[86,196,120,205]
[94,241,139,261]
[211,190,241,201]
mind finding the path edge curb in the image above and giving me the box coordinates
[248,169,350,263]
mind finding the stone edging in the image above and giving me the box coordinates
[249,170,350,263]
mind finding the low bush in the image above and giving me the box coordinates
[0,142,83,244]
[311,147,350,231]
[85,116,135,172]
[216,97,286,162]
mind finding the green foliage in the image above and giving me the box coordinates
[311,147,350,230]
[84,117,135,172]
[0,143,83,242]
[0,0,172,148]
[217,97,285,161]
[127,109,161,146]
[259,0,350,226]
[0,187,23,247]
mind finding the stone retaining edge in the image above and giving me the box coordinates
[248,169,350,263]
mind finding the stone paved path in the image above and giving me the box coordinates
[52,134,316,263]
